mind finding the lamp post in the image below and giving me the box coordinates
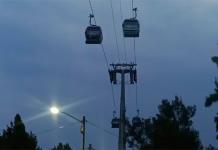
[50,107,86,150]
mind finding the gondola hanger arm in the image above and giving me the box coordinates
[89,14,94,25]
[132,7,137,19]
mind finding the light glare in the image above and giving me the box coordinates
[50,107,60,114]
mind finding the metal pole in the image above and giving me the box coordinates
[58,112,86,150]
[82,116,86,150]
[119,70,126,150]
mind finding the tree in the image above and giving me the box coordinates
[205,144,218,150]
[127,96,202,150]
[205,56,218,139]
[50,142,72,150]
[0,114,41,150]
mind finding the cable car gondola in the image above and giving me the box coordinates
[132,116,141,127]
[122,8,140,38]
[111,111,119,128]
[132,109,141,127]
[111,117,120,128]
[122,19,139,38]
[85,14,103,44]
[85,25,103,44]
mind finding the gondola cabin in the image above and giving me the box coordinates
[111,117,120,128]
[85,25,103,44]
[132,116,141,127]
[122,19,140,38]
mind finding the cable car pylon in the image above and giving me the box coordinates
[109,63,137,150]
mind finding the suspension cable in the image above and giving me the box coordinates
[108,0,125,109]
[109,0,121,63]
[87,0,117,111]
[133,38,137,64]
[132,0,134,12]
[131,0,134,17]
[100,44,110,68]
[119,0,123,21]
[88,0,96,25]
[110,84,116,108]
[131,0,139,111]
[100,44,117,109]
[119,0,128,62]
[135,81,138,110]
[133,36,139,110]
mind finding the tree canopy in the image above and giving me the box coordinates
[50,142,72,150]
[0,114,41,150]
[205,56,218,139]
[127,96,202,150]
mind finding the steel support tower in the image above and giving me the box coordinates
[109,63,137,150]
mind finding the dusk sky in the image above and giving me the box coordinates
[0,0,218,149]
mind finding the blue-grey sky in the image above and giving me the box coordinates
[0,0,218,149]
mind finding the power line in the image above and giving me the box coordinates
[86,120,118,138]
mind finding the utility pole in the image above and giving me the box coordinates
[58,112,86,150]
[109,63,137,150]
[80,116,86,150]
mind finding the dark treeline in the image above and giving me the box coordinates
[205,56,218,140]
[0,114,72,150]
[0,98,217,150]
[127,96,202,150]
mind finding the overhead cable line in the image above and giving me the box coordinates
[110,83,116,108]
[109,0,121,63]
[119,0,128,62]
[133,38,138,110]
[108,0,125,109]
[86,120,118,138]
[133,38,137,64]
[100,44,116,109]
[88,0,96,25]
[88,0,110,68]
[131,0,134,17]
[100,44,110,68]
[131,0,139,111]
[87,0,117,109]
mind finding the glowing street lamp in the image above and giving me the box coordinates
[50,107,60,114]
